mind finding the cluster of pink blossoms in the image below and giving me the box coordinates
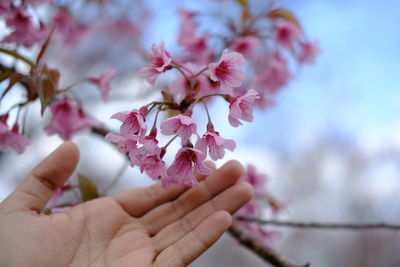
[108,42,259,188]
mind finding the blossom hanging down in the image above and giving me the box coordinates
[139,42,173,85]
[3,8,49,47]
[0,115,31,154]
[196,129,236,161]
[165,147,212,188]
[110,108,147,139]
[89,68,117,101]
[274,20,302,49]
[230,36,261,59]
[227,89,260,127]
[298,41,320,64]
[160,113,197,144]
[208,49,245,91]
[44,98,100,141]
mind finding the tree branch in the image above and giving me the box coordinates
[228,222,310,267]
[235,216,400,230]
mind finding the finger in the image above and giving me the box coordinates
[140,160,244,235]
[153,182,253,253]
[4,142,79,212]
[112,161,216,217]
[195,161,215,180]
[154,210,232,267]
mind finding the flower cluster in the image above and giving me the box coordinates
[108,43,258,188]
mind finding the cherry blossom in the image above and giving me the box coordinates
[140,154,168,181]
[274,20,302,49]
[44,98,100,141]
[208,49,245,91]
[230,36,261,59]
[178,9,213,64]
[105,133,140,167]
[252,53,291,95]
[111,109,147,139]
[165,147,212,188]
[3,8,48,47]
[196,129,236,160]
[227,89,260,127]
[89,68,117,101]
[52,9,90,45]
[0,116,31,154]
[139,42,173,85]
[298,41,320,64]
[160,114,197,144]
[241,164,267,195]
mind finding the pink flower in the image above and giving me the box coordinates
[160,114,197,144]
[178,9,197,47]
[3,8,49,47]
[44,98,100,141]
[227,89,260,127]
[111,109,147,139]
[196,129,236,160]
[0,0,12,14]
[139,42,173,85]
[140,154,168,181]
[241,165,267,195]
[89,68,117,101]
[165,147,212,188]
[105,133,139,166]
[0,115,31,154]
[274,20,302,49]
[141,135,161,155]
[52,9,91,45]
[177,9,213,64]
[298,41,320,64]
[230,36,260,59]
[208,49,245,91]
[252,53,291,95]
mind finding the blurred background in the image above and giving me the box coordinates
[1,0,400,266]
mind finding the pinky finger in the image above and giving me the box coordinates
[154,210,232,267]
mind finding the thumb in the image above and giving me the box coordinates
[4,142,80,212]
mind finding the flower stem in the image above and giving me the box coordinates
[163,134,179,149]
[173,65,190,82]
[202,101,213,127]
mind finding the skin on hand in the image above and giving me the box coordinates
[0,142,253,267]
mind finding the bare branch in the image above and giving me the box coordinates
[236,216,400,230]
[228,222,310,267]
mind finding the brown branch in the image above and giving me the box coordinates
[236,216,400,231]
[228,222,310,267]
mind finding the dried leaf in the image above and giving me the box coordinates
[268,8,302,30]
[78,174,100,202]
[37,66,60,115]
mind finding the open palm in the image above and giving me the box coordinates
[0,142,252,267]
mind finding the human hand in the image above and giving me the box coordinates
[0,142,253,267]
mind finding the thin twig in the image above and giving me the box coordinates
[235,216,400,231]
[228,222,310,267]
